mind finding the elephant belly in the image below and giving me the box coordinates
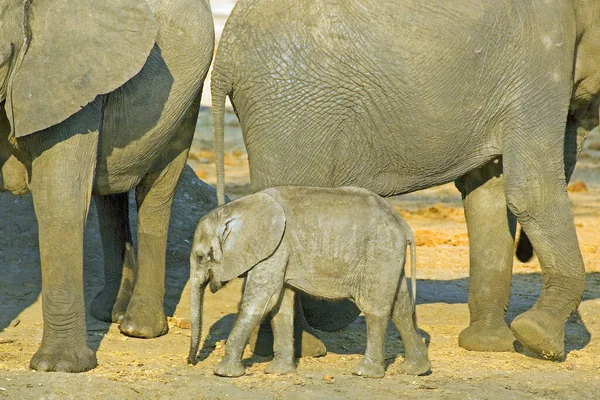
[233,0,530,196]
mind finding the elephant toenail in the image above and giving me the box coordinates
[140,327,152,337]
[55,361,72,372]
[35,361,51,372]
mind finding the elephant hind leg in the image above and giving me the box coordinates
[90,192,136,323]
[454,159,517,353]
[503,123,585,360]
[391,276,430,376]
[118,94,200,339]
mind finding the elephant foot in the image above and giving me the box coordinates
[458,321,516,352]
[264,356,296,375]
[118,298,168,338]
[30,342,97,373]
[352,358,385,378]
[511,309,565,360]
[90,286,131,324]
[398,357,431,376]
[214,358,245,378]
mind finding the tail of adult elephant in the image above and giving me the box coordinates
[211,57,233,206]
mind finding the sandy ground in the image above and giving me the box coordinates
[1,112,600,398]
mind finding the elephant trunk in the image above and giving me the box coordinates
[188,262,207,365]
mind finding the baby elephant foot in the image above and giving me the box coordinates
[511,308,565,360]
[30,342,97,373]
[213,358,246,378]
[118,298,168,338]
[458,321,516,352]
[352,358,385,378]
[398,358,431,376]
[264,357,296,375]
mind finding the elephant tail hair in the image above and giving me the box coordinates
[211,64,233,206]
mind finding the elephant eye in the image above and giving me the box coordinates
[206,247,214,261]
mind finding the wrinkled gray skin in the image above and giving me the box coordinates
[0,0,214,372]
[188,186,430,378]
[212,0,600,360]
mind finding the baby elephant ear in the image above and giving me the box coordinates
[218,193,286,282]
[7,0,158,137]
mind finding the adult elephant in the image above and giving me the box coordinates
[0,0,214,372]
[211,0,599,360]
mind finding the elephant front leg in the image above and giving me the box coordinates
[265,288,296,375]
[25,102,101,372]
[248,294,328,358]
[454,160,517,352]
[352,312,386,378]
[90,192,136,324]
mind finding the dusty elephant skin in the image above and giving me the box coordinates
[0,0,214,372]
[188,186,431,378]
[211,0,600,360]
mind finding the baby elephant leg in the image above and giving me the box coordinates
[214,258,286,378]
[353,311,387,378]
[265,288,296,375]
[392,277,430,375]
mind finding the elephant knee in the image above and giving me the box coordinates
[505,175,568,225]
[504,183,535,224]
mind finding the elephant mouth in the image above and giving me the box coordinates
[207,269,223,293]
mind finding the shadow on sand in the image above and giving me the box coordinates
[197,271,600,369]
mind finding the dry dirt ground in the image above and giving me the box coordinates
[1,114,600,398]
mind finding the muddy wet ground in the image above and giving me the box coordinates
[0,110,599,399]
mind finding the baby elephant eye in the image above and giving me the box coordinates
[206,248,215,262]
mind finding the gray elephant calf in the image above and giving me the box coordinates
[187,186,430,378]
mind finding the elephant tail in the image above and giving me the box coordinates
[211,59,233,206]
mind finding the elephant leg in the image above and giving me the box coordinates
[454,158,517,352]
[117,149,188,338]
[265,287,296,375]
[503,126,585,360]
[352,312,387,378]
[215,259,286,378]
[515,117,588,263]
[248,294,327,358]
[25,100,101,372]
[392,276,430,376]
[118,94,199,338]
[90,192,136,323]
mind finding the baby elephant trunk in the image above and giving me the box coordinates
[188,262,208,365]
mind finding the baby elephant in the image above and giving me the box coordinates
[187,186,430,378]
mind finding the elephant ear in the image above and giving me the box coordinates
[217,193,286,282]
[6,0,158,137]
